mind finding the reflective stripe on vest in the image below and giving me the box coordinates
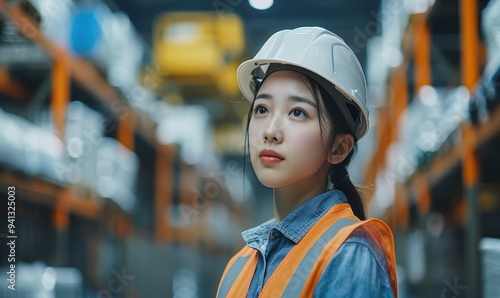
[216,246,259,298]
[282,217,357,297]
[216,203,398,297]
[218,255,250,297]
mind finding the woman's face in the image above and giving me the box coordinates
[248,70,332,189]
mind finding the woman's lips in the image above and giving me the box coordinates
[259,149,284,164]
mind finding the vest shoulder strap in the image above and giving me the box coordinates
[300,217,398,297]
[216,246,258,297]
[259,203,359,297]
[260,203,398,297]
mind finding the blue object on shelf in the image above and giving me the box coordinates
[69,7,102,56]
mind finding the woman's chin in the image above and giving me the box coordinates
[257,176,290,189]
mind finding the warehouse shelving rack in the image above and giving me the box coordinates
[0,0,246,296]
[0,0,153,237]
[0,0,250,236]
[364,0,499,297]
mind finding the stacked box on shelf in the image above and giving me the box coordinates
[32,100,105,191]
[64,101,105,192]
[95,137,139,213]
[470,0,500,124]
[0,107,32,172]
[0,107,66,182]
[29,0,74,47]
[482,0,500,82]
[480,238,500,298]
[0,262,82,298]
[391,86,469,182]
[31,100,139,210]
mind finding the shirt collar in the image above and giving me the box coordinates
[241,189,347,246]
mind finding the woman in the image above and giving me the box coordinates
[217,27,398,297]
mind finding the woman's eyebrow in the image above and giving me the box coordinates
[255,93,317,108]
[255,93,272,100]
[288,95,317,108]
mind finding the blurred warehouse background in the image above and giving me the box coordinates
[0,0,500,297]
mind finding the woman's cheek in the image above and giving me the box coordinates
[248,124,260,155]
[293,131,328,161]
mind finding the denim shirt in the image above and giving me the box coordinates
[241,189,394,297]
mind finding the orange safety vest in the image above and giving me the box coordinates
[216,203,398,297]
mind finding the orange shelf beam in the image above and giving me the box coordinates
[117,112,136,152]
[0,171,102,221]
[155,144,174,243]
[51,47,70,141]
[0,67,29,99]
[460,0,480,187]
[54,188,70,231]
[460,1,481,295]
[413,13,432,90]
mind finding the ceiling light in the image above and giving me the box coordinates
[249,0,273,10]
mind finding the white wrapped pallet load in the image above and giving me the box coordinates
[25,124,66,182]
[394,86,469,180]
[480,237,500,298]
[482,0,500,79]
[30,0,75,48]
[102,12,144,96]
[95,137,139,212]
[469,0,500,125]
[65,101,104,191]
[0,107,27,172]
[0,108,65,181]
[0,262,82,298]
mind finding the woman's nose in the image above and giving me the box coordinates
[263,116,283,144]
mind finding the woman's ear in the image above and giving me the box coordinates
[327,134,354,164]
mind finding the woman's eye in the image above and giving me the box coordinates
[254,105,268,115]
[291,108,307,118]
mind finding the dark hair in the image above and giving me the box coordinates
[244,68,366,220]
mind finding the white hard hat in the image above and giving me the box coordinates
[237,26,369,139]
